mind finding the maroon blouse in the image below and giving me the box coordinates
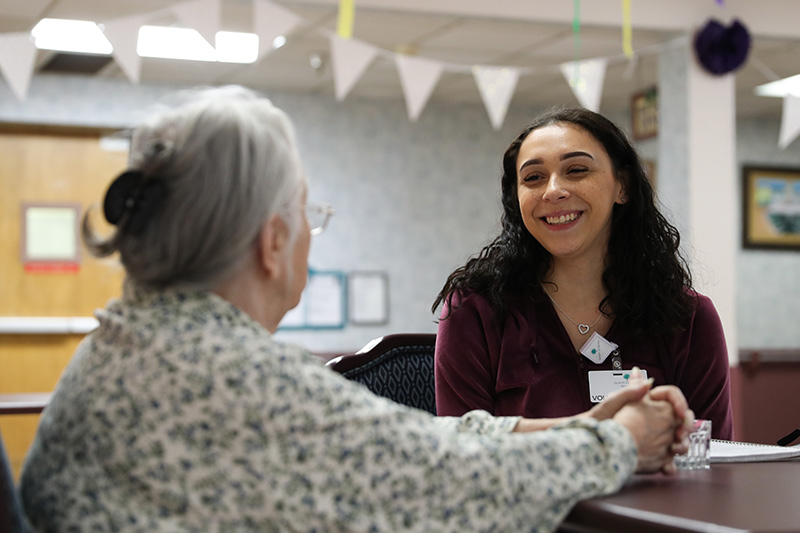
[435,289,735,440]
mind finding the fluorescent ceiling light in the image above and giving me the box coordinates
[32,18,112,54]
[138,26,215,61]
[31,18,259,64]
[755,74,800,98]
[216,31,260,63]
[138,26,259,64]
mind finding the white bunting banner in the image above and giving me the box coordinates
[0,32,37,102]
[473,65,520,130]
[102,16,146,84]
[779,94,800,149]
[254,0,303,60]
[560,58,608,112]
[395,54,443,122]
[329,35,378,101]
[172,0,221,46]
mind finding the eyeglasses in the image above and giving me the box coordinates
[306,202,334,236]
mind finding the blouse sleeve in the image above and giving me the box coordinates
[289,358,638,533]
[676,294,735,440]
[435,293,499,416]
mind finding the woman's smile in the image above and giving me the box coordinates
[542,211,582,227]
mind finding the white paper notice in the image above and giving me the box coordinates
[279,298,306,328]
[305,273,344,327]
[349,272,388,324]
[25,206,78,260]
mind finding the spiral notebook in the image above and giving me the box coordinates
[710,439,800,463]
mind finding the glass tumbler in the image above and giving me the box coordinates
[674,419,712,470]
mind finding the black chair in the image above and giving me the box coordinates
[0,429,30,533]
[326,333,437,414]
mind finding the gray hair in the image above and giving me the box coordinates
[83,86,306,288]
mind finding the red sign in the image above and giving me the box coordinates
[24,262,80,274]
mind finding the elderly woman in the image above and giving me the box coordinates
[20,87,690,532]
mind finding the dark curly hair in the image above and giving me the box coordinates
[432,107,694,339]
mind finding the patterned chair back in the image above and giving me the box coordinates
[326,334,437,415]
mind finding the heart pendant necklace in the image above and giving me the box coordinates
[542,284,603,335]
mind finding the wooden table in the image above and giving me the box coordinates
[559,461,800,533]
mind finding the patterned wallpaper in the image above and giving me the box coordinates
[2,73,799,352]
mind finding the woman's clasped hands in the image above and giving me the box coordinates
[586,367,694,474]
[513,367,693,475]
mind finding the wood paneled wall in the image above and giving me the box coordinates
[732,357,800,445]
[0,128,127,478]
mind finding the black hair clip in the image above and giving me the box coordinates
[103,170,165,235]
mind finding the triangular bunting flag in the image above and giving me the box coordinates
[254,0,303,60]
[395,54,443,122]
[0,32,38,102]
[102,16,145,84]
[560,58,608,112]
[779,94,800,149]
[172,0,221,46]
[473,66,520,130]
[329,35,378,101]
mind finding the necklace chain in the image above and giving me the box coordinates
[541,284,603,335]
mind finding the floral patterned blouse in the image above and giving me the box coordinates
[20,284,636,532]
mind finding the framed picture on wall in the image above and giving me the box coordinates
[348,271,389,325]
[279,270,347,329]
[631,87,658,140]
[742,166,800,250]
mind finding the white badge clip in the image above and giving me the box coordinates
[579,331,618,365]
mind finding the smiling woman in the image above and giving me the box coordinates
[515,123,625,267]
[433,106,735,441]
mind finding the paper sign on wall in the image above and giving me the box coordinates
[21,203,81,273]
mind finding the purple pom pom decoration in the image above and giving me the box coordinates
[693,18,751,75]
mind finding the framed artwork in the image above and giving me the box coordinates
[631,87,658,140]
[742,166,800,250]
[279,270,347,329]
[348,271,389,325]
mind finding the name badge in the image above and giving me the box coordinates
[579,331,618,364]
[588,369,648,403]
